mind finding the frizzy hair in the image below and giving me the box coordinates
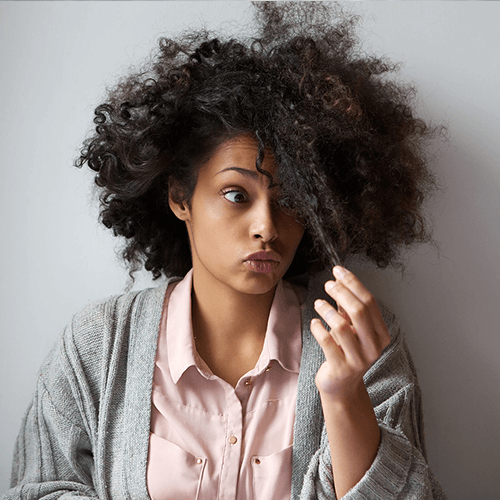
[76,1,440,280]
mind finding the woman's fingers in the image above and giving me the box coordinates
[312,267,391,369]
[313,299,368,368]
[328,267,391,350]
[323,284,380,361]
[311,267,392,397]
[337,304,352,326]
[310,316,343,363]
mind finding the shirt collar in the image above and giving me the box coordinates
[166,269,302,384]
[257,279,302,374]
[166,269,200,384]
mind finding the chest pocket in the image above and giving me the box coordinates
[251,444,293,500]
[147,433,206,500]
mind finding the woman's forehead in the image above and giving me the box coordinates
[213,135,259,158]
[203,135,277,175]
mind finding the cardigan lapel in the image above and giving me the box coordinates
[291,270,333,499]
[120,282,171,499]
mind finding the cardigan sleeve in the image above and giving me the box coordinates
[1,299,111,500]
[299,304,448,500]
[2,336,99,499]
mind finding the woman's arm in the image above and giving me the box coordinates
[310,266,391,498]
[317,377,381,498]
[295,267,447,499]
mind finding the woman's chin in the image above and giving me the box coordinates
[238,270,284,295]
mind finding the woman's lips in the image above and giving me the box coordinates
[244,260,280,273]
[244,251,281,273]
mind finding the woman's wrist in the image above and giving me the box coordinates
[320,382,380,498]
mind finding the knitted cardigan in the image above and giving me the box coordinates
[3,271,447,500]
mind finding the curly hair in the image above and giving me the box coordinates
[76,1,440,280]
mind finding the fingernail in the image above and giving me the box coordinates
[314,299,326,308]
[333,266,347,279]
[325,281,335,291]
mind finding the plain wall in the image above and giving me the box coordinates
[1,2,499,498]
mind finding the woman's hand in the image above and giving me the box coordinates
[311,266,391,401]
[310,266,392,498]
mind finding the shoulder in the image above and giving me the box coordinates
[364,301,420,404]
[376,299,402,344]
[51,282,172,380]
[36,282,175,413]
[66,285,161,348]
[72,283,168,326]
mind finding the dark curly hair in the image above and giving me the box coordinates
[76,1,440,280]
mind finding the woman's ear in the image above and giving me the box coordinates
[168,189,191,222]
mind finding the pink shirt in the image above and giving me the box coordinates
[147,270,303,500]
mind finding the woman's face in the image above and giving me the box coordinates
[169,135,304,296]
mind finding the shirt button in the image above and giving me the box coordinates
[196,458,203,464]
[253,457,261,465]
[228,435,238,445]
[244,378,252,386]
[265,365,272,372]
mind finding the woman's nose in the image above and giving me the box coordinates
[250,200,278,243]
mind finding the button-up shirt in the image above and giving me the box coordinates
[147,269,303,500]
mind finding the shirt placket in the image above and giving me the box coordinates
[219,384,244,500]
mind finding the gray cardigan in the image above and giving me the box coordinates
[4,272,447,499]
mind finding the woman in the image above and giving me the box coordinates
[4,2,447,499]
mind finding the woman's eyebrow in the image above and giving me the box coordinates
[216,166,260,180]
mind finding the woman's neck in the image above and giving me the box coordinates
[190,271,277,387]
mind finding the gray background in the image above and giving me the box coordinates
[1,2,499,498]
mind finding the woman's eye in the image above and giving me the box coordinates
[223,190,248,203]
